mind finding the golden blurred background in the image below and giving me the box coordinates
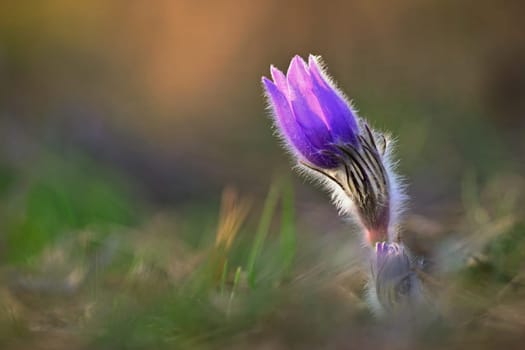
[0,0,525,236]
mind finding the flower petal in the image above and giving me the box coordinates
[308,55,359,145]
[262,76,329,166]
[286,56,329,128]
[286,56,334,151]
[270,65,288,96]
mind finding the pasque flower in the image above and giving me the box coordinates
[262,55,427,316]
[263,55,405,245]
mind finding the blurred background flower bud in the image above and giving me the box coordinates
[368,242,427,316]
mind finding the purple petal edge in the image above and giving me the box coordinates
[308,55,359,145]
[263,76,332,167]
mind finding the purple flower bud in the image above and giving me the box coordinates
[262,55,359,168]
[262,55,407,245]
[262,56,424,316]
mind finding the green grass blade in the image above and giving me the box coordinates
[279,179,296,278]
[220,259,229,296]
[246,181,281,288]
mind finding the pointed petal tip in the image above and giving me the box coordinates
[308,54,325,74]
[287,55,312,86]
[270,65,287,88]
[261,75,272,85]
[288,55,308,74]
[291,54,304,62]
[262,76,277,95]
[308,54,318,64]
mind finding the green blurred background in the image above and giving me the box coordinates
[0,1,524,349]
